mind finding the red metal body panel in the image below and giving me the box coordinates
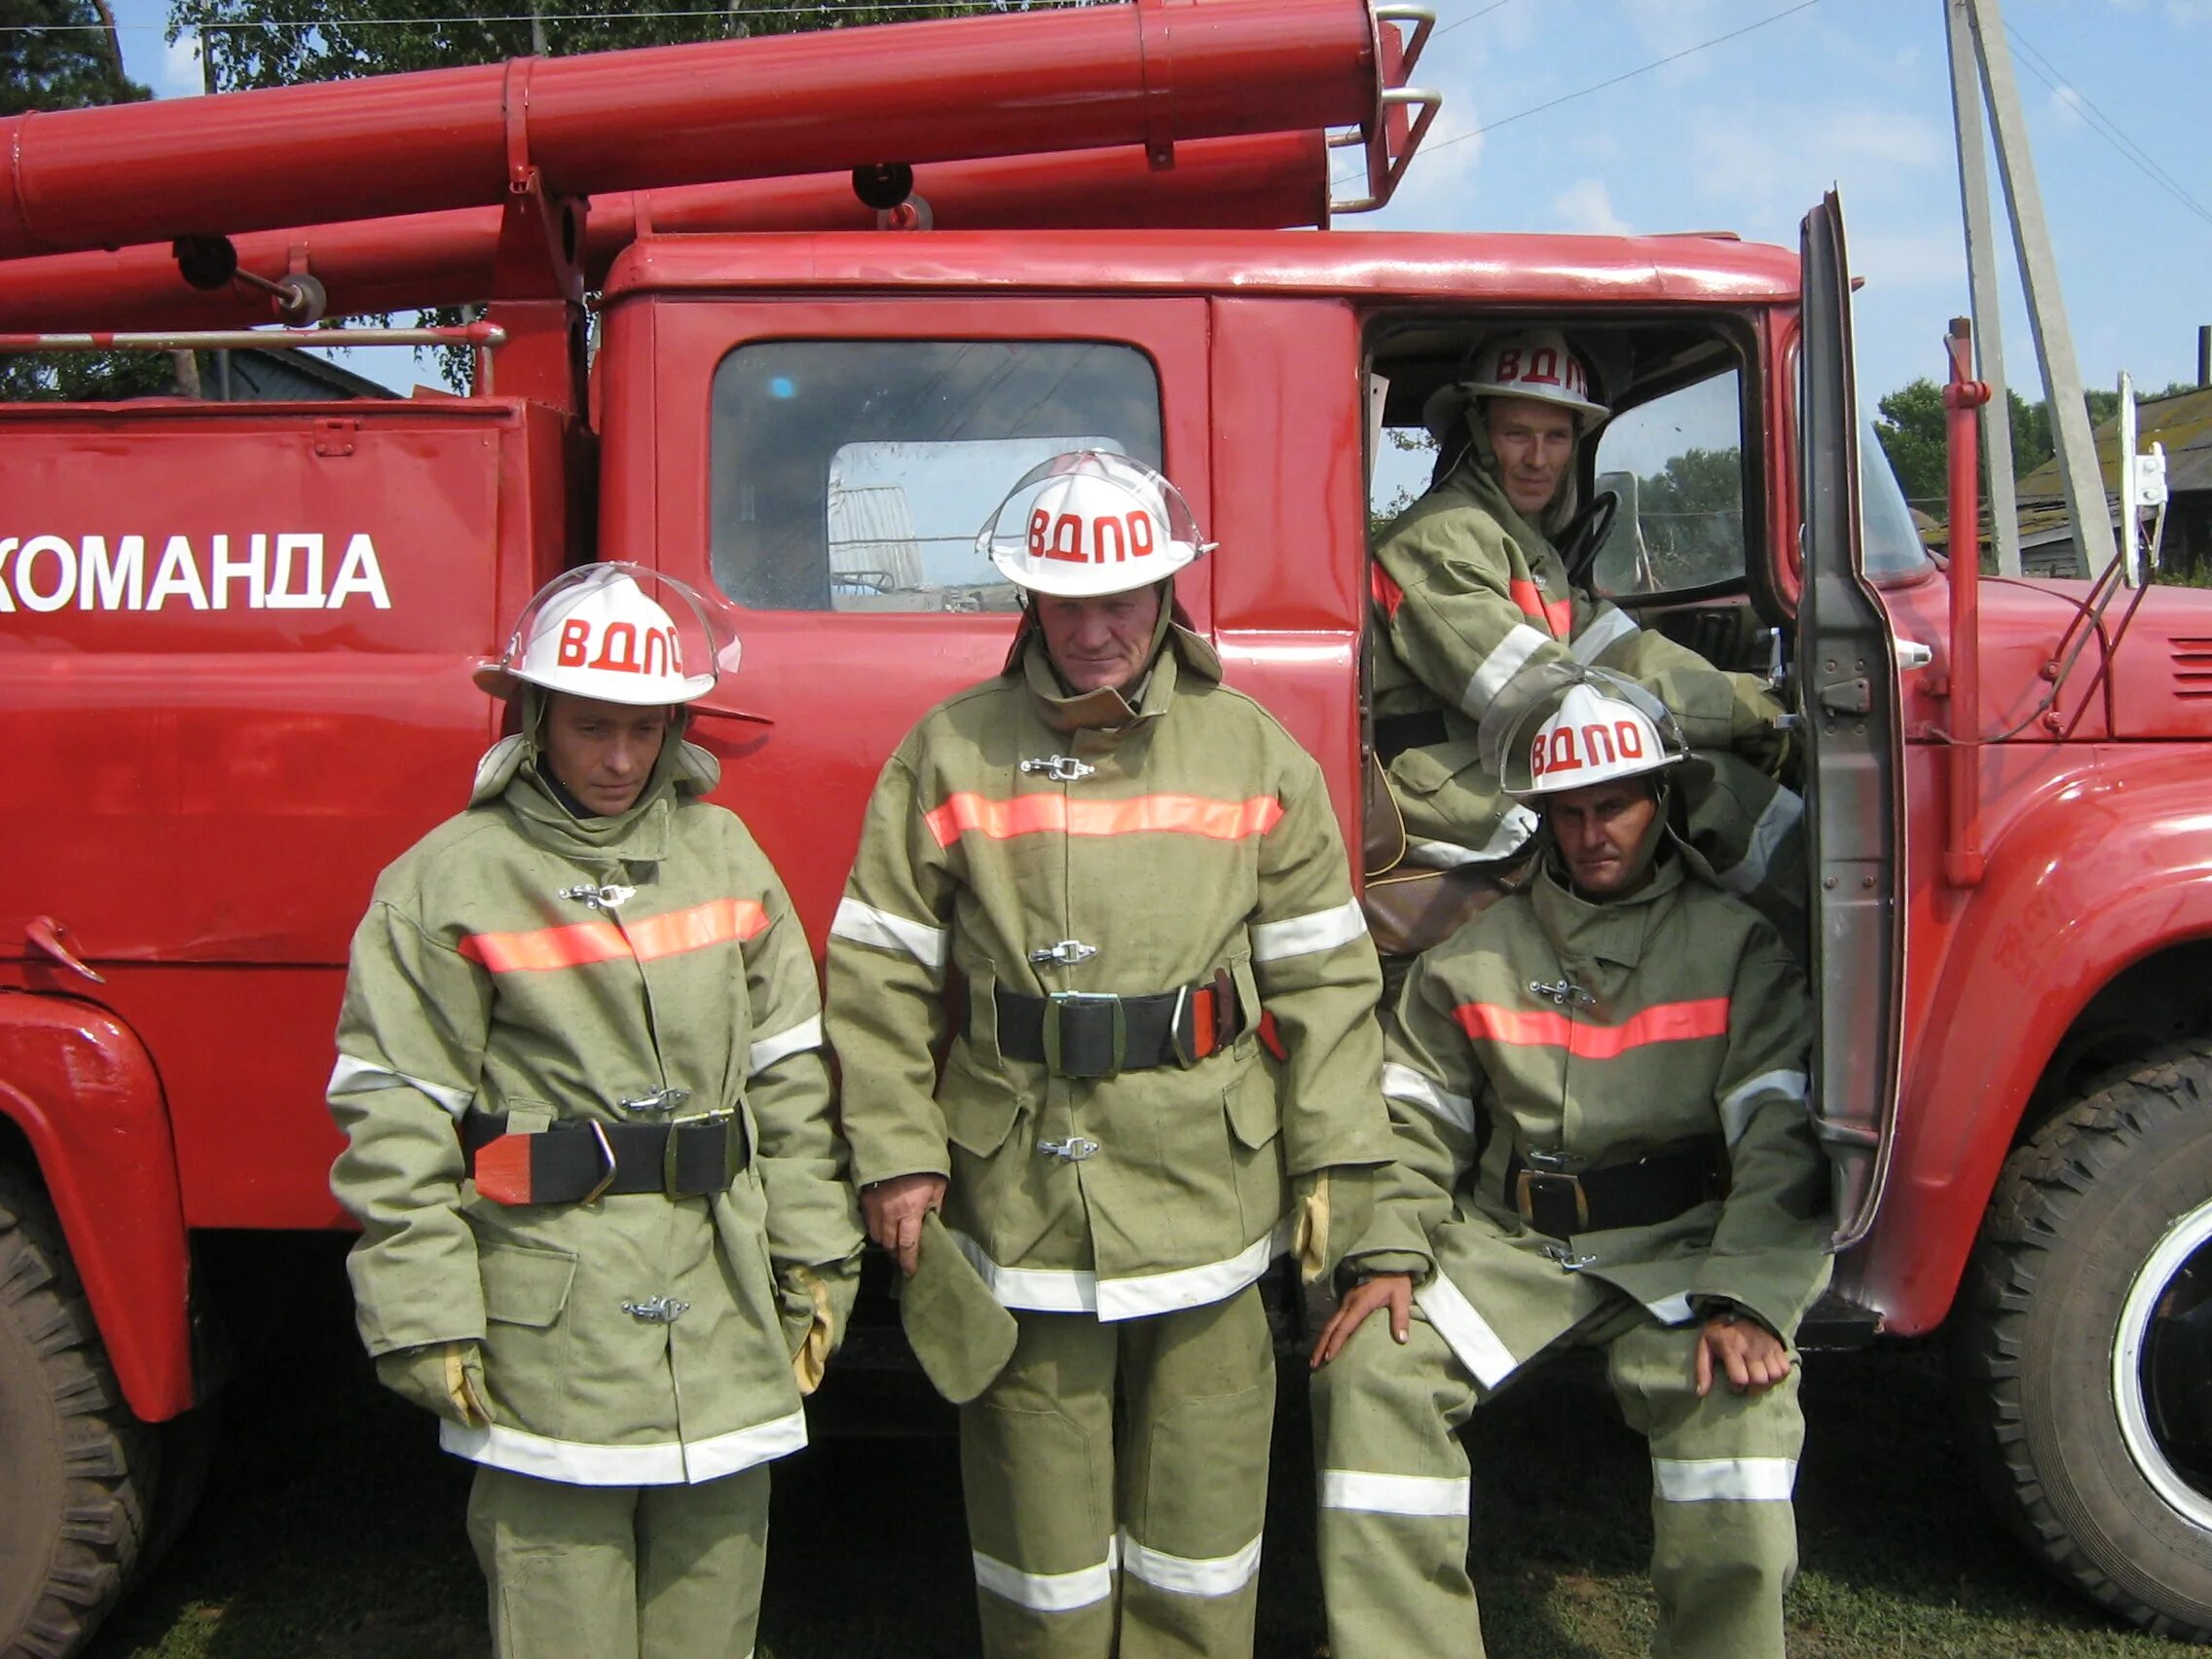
[0,992,191,1419]
[0,0,1376,262]
[601,290,1217,943]
[0,135,1332,333]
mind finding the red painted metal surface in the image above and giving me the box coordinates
[0,134,1332,334]
[0,0,1377,262]
[0,992,192,1419]
[1940,318,1989,885]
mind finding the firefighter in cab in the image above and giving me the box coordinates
[326,564,862,1659]
[1368,328,1799,938]
[1310,669,1830,1659]
[827,451,1391,1658]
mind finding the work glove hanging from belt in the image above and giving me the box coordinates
[780,1263,859,1396]
[1292,1165,1379,1284]
[376,1340,491,1427]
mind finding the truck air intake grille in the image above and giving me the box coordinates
[2173,639,2212,699]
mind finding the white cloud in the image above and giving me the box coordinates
[1551,178,1633,235]
[158,31,204,98]
[2047,84,2089,129]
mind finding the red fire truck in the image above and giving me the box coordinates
[3,1,2208,1650]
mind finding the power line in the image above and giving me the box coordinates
[1333,0,1823,193]
[1435,0,1517,40]
[2001,22,2212,236]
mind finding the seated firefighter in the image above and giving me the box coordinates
[1310,673,1832,1659]
[1368,327,1800,937]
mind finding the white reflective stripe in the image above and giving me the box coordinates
[829,897,948,969]
[1119,1530,1264,1599]
[328,1052,472,1121]
[1382,1061,1477,1137]
[1569,607,1641,664]
[1652,1456,1798,1503]
[1712,788,1804,894]
[973,1539,1118,1612]
[1413,1273,1520,1390]
[950,1229,1097,1312]
[747,1014,823,1079]
[1460,623,1552,717]
[441,1408,807,1487]
[1644,1292,1696,1326]
[1250,897,1368,963]
[1318,1469,1470,1518]
[1098,1231,1278,1321]
[1718,1069,1810,1145]
[1402,806,1539,869]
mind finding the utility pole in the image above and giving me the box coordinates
[1943,0,2021,575]
[1950,0,2120,579]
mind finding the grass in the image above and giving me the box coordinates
[87,1283,2182,1659]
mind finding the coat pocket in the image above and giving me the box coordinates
[1223,1055,1286,1242]
[480,1240,577,1329]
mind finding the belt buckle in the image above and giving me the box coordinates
[664,1112,733,1196]
[580,1121,618,1206]
[1514,1166,1590,1233]
[1043,991,1124,1079]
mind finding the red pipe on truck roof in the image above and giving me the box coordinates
[0,0,1379,263]
[0,133,1330,333]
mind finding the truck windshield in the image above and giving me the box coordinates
[1862,419,1933,578]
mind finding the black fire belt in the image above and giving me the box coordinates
[991,972,1242,1079]
[1503,1136,1725,1239]
[1374,709,1450,763]
[461,1109,746,1206]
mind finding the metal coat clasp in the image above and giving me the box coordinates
[561,882,635,911]
[1528,977,1595,1009]
[1037,1135,1102,1162]
[620,1295,691,1323]
[1030,940,1098,967]
[1020,755,1096,783]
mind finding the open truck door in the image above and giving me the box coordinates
[1795,193,1907,1251]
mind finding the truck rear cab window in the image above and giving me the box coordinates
[709,341,1163,613]
[1588,369,1749,600]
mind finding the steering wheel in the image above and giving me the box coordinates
[1557,489,1621,591]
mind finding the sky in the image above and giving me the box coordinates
[98,0,2212,411]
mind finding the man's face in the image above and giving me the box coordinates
[1035,585,1163,695]
[1485,396,1578,517]
[1547,778,1660,897]
[541,693,670,817]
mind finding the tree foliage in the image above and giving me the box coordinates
[1,0,168,400]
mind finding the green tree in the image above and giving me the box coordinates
[1633,445,1744,588]
[1,0,167,400]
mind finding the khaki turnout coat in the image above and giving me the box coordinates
[328,728,861,1486]
[1357,848,1830,1390]
[1371,447,1785,869]
[827,626,1391,1321]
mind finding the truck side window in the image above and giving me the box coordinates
[709,341,1163,612]
[1588,369,1748,598]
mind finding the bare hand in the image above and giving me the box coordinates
[1309,1272,1413,1369]
[1695,1312,1793,1397]
[862,1173,946,1277]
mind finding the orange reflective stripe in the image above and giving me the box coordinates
[1370,564,1406,619]
[1454,996,1730,1058]
[923,792,1284,849]
[461,898,768,974]
[1508,577,1572,639]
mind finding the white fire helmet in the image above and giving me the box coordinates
[473,563,736,706]
[977,450,1213,599]
[1426,328,1609,439]
[1514,681,1683,798]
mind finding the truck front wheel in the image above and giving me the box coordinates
[1952,1040,2212,1640]
[0,1164,155,1659]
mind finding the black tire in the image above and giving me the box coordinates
[1950,1040,2212,1641]
[0,1164,157,1659]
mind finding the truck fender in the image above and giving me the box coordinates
[0,991,192,1421]
[1862,759,2212,1336]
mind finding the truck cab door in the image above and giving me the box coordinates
[1796,193,1907,1248]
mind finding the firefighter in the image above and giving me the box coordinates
[826,451,1391,1658]
[1370,327,1800,931]
[327,564,862,1659]
[1310,672,1830,1659]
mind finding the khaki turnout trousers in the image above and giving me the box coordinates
[960,1287,1275,1658]
[1311,1294,1803,1659]
[466,1463,770,1659]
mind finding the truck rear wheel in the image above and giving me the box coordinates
[1951,1041,2212,1640]
[0,1165,155,1659]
